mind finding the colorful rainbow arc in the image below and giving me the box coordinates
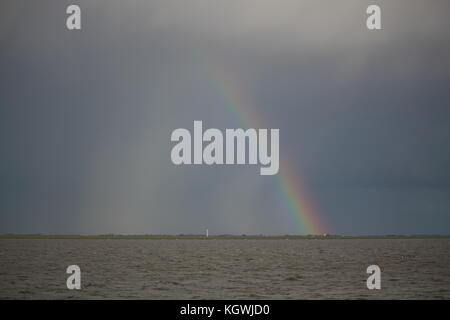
[204,62,328,235]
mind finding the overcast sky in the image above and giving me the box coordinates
[1,0,450,235]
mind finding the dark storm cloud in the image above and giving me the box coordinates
[1,0,449,234]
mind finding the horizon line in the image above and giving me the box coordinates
[1,234,450,238]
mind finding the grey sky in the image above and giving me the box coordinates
[1,0,450,235]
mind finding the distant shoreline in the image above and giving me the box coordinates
[1,234,449,240]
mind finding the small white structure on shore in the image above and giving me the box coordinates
[206,229,209,238]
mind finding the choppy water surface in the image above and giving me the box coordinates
[0,239,449,299]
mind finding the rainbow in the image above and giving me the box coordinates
[204,62,328,235]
